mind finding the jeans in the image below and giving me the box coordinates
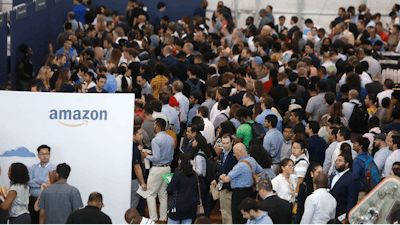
[10,213,31,224]
[167,218,192,224]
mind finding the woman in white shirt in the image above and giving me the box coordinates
[115,66,132,92]
[0,163,30,224]
[83,71,96,89]
[271,158,297,203]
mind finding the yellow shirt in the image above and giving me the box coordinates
[150,75,169,98]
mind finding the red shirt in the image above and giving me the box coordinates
[169,96,180,108]
[135,110,144,120]
[263,79,273,94]
[379,31,389,42]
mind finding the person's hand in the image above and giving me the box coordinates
[142,151,151,158]
[140,183,147,191]
[211,180,217,186]
[137,145,143,151]
[219,174,226,181]
[41,183,47,191]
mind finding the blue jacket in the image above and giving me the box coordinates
[329,170,359,217]
[214,148,238,191]
[161,55,178,69]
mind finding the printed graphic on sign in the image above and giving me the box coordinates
[162,173,174,184]
[0,147,35,157]
[49,109,107,127]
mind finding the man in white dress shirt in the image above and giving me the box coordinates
[196,106,215,144]
[173,81,189,134]
[383,135,400,177]
[301,173,337,224]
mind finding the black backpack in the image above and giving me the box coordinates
[197,152,221,187]
[349,102,369,133]
[245,121,266,142]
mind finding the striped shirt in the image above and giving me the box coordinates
[140,217,155,224]
[294,154,309,182]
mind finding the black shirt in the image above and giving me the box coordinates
[18,56,34,82]
[278,96,304,114]
[294,123,305,134]
[88,87,108,93]
[298,77,309,90]
[268,84,288,107]
[66,206,112,224]
[132,142,144,180]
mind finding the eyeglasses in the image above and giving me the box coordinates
[292,146,302,150]
[336,159,345,162]
[38,153,50,156]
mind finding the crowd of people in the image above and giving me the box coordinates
[4,0,400,224]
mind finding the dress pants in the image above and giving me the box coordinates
[28,196,39,224]
[231,187,253,224]
[146,166,171,221]
[10,213,31,224]
[220,189,233,224]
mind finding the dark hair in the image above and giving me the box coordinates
[88,192,103,202]
[154,62,167,75]
[150,100,162,112]
[303,162,321,196]
[279,158,293,173]
[339,126,351,140]
[236,78,246,88]
[197,106,208,118]
[316,81,327,92]
[291,16,298,23]
[238,197,259,213]
[157,2,166,9]
[191,92,204,104]
[392,135,400,148]
[236,107,251,119]
[9,163,30,186]
[356,136,370,153]
[325,92,336,105]
[293,139,307,150]
[56,163,71,179]
[308,121,320,134]
[265,114,278,128]
[248,145,272,168]
[37,144,51,153]
[341,83,350,93]
[179,153,195,176]
[194,134,211,156]
[155,118,166,131]
[291,108,304,120]
[218,121,237,139]
[159,92,170,105]
[97,74,107,81]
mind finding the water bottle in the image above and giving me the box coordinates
[216,180,224,191]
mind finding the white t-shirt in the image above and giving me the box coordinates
[7,184,29,218]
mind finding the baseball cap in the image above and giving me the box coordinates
[253,56,263,66]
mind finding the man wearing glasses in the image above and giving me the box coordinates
[28,145,56,224]
[66,192,111,223]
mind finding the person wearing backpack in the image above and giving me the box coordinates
[220,143,263,224]
[235,107,255,149]
[263,115,284,175]
[352,137,380,201]
[183,65,206,98]
[193,134,211,218]
[343,89,370,134]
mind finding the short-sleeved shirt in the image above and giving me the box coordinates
[305,92,326,121]
[132,142,144,180]
[236,121,254,149]
[7,184,29,218]
[293,154,309,181]
[38,181,83,224]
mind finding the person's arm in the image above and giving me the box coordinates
[0,190,16,210]
[39,209,45,224]
[323,147,332,175]
[300,197,314,224]
[134,164,147,191]
[386,99,397,123]
[147,138,161,163]
[71,190,84,211]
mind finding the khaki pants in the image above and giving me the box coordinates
[146,166,171,221]
[220,189,233,224]
[358,191,367,203]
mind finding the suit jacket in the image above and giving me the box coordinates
[161,55,178,69]
[187,54,195,65]
[365,81,383,95]
[288,25,298,40]
[257,195,292,224]
[329,170,359,217]
[214,148,238,191]
[274,25,288,34]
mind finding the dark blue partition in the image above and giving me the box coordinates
[93,0,201,24]
[0,13,8,87]
[13,0,30,7]
[10,0,76,90]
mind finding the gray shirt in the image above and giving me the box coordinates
[315,105,331,122]
[8,184,29,217]
[141,82,153,96]
[201,99,216,114]
[38,181,83,224]
[305,92,326,121]
[141,119,156,149]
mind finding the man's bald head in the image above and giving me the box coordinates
[314,173,329,189]
[349,89,359,100]
[233,143,247,160]
[125,208,141,224]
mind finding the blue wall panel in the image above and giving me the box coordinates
[94,0,202,24]
[13,0,30,7]
[0,13,8,87]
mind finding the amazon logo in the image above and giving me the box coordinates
[49,109,107,127]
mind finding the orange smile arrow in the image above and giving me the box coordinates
[58,120,88,127]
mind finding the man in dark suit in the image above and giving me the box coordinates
[183,42,195,65]
[182,125,199,159]
[171,51,190,78]
[257,179,292,224]
[161,45,178,68]
[115,15,130,37]
[287,16,299,40]
[274,16,288,34]
[230,78,247,106]
[365,74,383,95]
[211,134,238,224]
[330,154,359,218]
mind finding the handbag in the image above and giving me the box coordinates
[195,174,205,216]
[242,160,261,192]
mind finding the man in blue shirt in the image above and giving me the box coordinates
[306,121,328,165]
[97,66,117,93]
[255,97,282,132]
[28,145,56,224]
[263,114,284,174]
[159,92,180,134]
[143,118,174,222]
[73,0,86,24]
[88,75,108,93]
[55,38,77,70]
[187,92,203,126]
[239,198,273,224]
[220,143,263,224]
[367,27,385,51]
[353,136,379,192]
[374,133,391,176]
[152,2,166,26]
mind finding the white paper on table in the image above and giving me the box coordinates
[136,186,149,199]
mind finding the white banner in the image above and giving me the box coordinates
[0,91,134,224]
